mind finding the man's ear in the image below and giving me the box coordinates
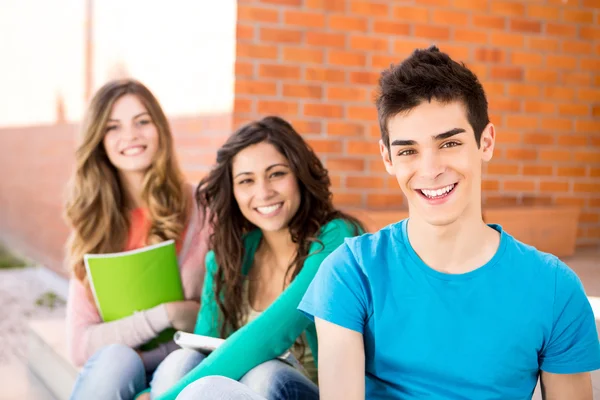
[379,139,395,175]
[480,123,496,162]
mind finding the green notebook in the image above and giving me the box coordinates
[84,240,184,350]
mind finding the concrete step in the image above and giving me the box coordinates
[27,319,78,400]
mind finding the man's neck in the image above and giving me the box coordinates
[119,171,145,209]
[406,211,500,274]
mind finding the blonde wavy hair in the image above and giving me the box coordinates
[64,79,190,292]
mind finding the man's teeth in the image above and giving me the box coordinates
[122,146,145,156]
[420,184,455,198]
[257,203,282,214]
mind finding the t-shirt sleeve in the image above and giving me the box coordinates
[539,258,600,374]
[298,240,371,334]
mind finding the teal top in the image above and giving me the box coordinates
[154,218,361,400]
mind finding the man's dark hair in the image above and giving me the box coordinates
[375,46,489,148]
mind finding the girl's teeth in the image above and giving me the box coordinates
[257,203,282,214]
[122,146,144,156]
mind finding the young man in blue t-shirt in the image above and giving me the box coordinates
[298,46,600,399]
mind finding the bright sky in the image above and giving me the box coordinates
[0,0,236,127]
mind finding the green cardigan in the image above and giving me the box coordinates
[153,218,361,400]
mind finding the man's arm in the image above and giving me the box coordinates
[540,371,593,400]
[315,317,365,400]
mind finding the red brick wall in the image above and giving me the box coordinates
[0,115,230,276]
[233,0,600,248]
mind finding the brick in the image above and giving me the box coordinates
[490,32,524,48]
[504,180,535,191]
[574,151,600,163]
[394,40,431,56]
[347,176,385,189]
[489,97,521,112]
[235,61,254,77]
[578,89,600,102]
[475,48,505,63]
[327,122,365,136]
[372,55,401,69]
[524,69,557,84]
[235,80,277,95]
[472,15,505,30]
[591,168,600,178]
[333,193,363,207]
[327,87,368,102]
[557,135,587,146]
[529,38,559,52]
[283,84,323,99]
[369,123,381,139]
[259,64,301,80]
[524,101,555,114]
[491,1,525,16]
[367,194,405,208]
[393,6,429,23]
[328,50,367,67]
[373,20,411,35]
[284,11,326,28]
[574,183,600,193]
[305,0,346,11]
[563,10,594,24]
[414,25,451,40]
[350,1,389,16]
[306,32,346,49]
[431,10,469,25]
[506,148,537,161]
[257,100,298,116]
[469,64,488,79]
[541,118,573,132]
[561,72,591,86]
[546,55,577,70]
[416,0,451,5]
[594,106,600,117]
[443,46,471,61]
[306,139,343,153]
[347,140,379,155]
[521,196,553,207]
[544,87,575,101]
[330,175,342,189]
[582,0,600,8]
[556,196,586,207]
[511,52,543,67]
[562,41,593,55]
[260,0,302,5]
[539,149,571,162]
[487,163,519,175]
[490,66,523,81]
[283,47,324,64]
[237,43,278,59]
[304,104,345,118]
[327,158,365,172]
[546,23,577,38]
[557,167,586,177]
[485,196,519,206]
[237,24,255,41]
[369,158,387,174]
[288,119,322,134]
[348,106,378,121]
[238,6,279,23]
[581,58,600,72]
[510,19,541,33]
[482,179,500,191]
[260,27,303,44]
[454,29,489,44]
[523,165,553,176]
[328,15,368,32]
[495,131,521,144]
[559,104,590,117]
[508,84,540,98]
[527,5,560,20]
[452,0,488,11]
[349,71,380,85]
[523,133,554,145]
[350,35,389,52]
[306,67,346,83]
[540,181,569,192]
[482,82,505,96]
[234,98,253,114]
[580,213,600,224]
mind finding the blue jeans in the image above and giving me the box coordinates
[175,359,319,400]
[69,344,205,400]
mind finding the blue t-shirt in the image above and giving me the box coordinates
[298,219,600,399]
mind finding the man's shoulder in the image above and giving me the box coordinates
[336,220,402,269]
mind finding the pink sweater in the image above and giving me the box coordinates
[66,192,211,370]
